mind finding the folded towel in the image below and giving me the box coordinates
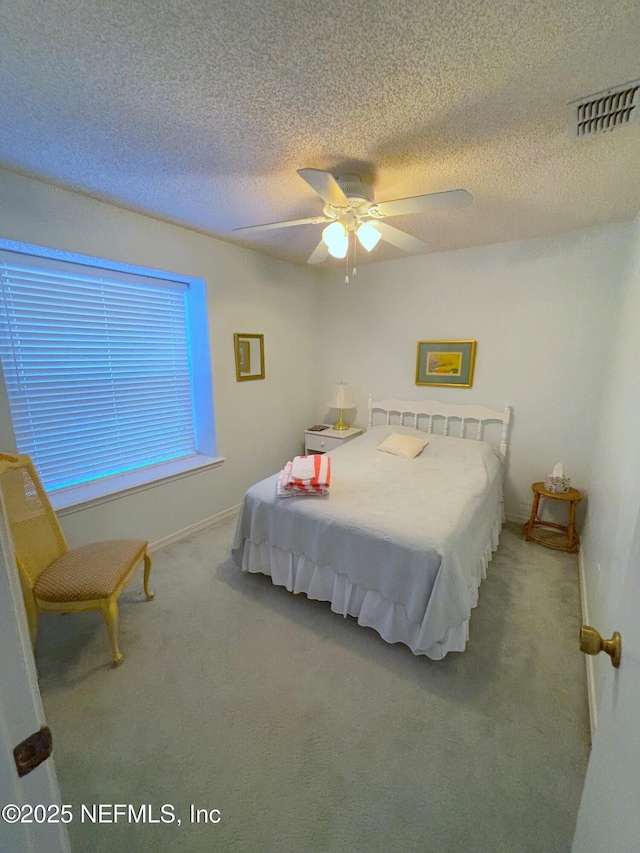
[275,456,331,497]
[284,454,331,492]
[291,455,316,480]
[275,466,294,498]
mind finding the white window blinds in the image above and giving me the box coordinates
[0,251,196,492]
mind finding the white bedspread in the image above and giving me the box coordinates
[231,425,503,658]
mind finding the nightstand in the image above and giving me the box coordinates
[304,425,363,454]
[523,481,582,553]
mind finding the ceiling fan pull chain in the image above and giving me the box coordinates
[352,232,357,277]
[345,231,355,283]
[345,238,349,284]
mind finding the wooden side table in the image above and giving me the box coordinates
[523,482,582,553]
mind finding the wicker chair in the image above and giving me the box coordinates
[0,452,154,665]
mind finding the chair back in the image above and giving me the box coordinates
[0,453,68,589]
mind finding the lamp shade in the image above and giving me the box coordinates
[327,382,355,410]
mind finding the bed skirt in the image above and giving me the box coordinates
[236,510,502,660]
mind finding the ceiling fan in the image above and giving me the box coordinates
[234,169,473,270]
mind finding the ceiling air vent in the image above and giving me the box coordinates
[570,81,640,138]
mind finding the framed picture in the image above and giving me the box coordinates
[238,340,250,373]
[415,340,476,387]
[234,333,265,382]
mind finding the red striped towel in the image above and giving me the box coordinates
[277,455,331,496]
[286,454,331,491]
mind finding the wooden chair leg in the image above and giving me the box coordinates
[143,552,155,600]
[23,592,39,646]
[102,598,123,666]
[567,498,580,553]
[523,492,541,539]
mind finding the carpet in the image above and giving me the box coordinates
[36,519,590,853]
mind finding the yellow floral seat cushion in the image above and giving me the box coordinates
[33,539,148,602]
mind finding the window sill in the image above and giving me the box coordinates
[52,455,225,515]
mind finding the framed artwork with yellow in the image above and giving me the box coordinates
[415,340,476,387]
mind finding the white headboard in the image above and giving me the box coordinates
[367,395,513,459]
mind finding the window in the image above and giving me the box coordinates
[0,240,217,507]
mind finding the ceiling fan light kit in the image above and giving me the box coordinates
[234,168,473,271]
[322,221,348,258]
[356,220,382,252]
[328,238,348,259]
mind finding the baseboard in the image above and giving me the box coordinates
[578,547,597,739]
[149,505,241,553]
[505,512,528,525]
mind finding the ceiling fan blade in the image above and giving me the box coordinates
[297,169,349,208]
[307,240,330,265]
[234,215,328,233]
[375,189,473,218]
[374,221,427,253]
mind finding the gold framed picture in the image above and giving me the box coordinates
[415,340,476,387]
[234,333,265,381]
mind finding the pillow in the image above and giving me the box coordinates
[376,431,428,459]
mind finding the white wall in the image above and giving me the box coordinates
[0,168,321,546]
[317,223,632,520]
[580,215,640,715]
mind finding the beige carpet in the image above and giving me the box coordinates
[36,519,590,853]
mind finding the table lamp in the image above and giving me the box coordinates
[328,382,355,430]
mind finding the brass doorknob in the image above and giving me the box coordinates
[580,625,622,668]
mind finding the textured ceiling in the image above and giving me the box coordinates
[1,0,639,266]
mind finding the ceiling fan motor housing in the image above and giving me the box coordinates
[336,174,375,206]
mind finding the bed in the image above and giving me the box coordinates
[231,397,512,659]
